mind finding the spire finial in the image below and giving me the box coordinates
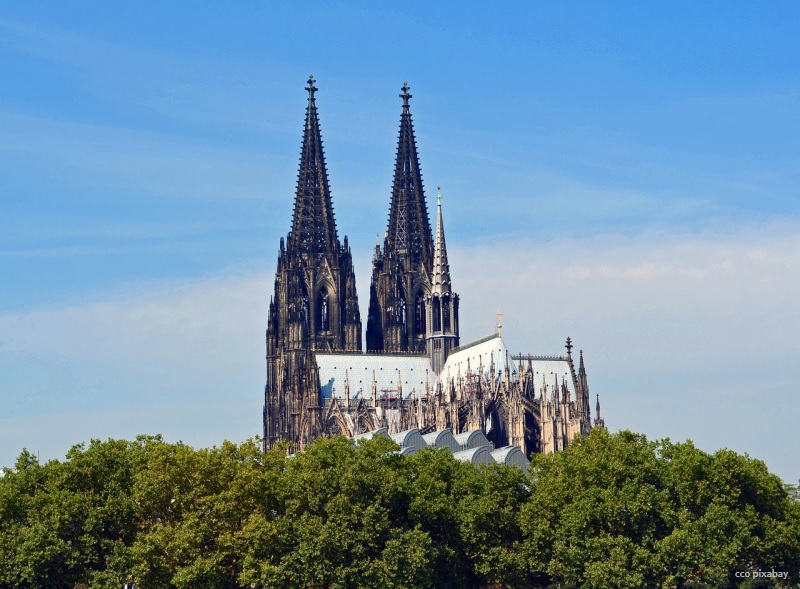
[495,307,504,337]
[306,75,317,99]
[437,186,442,206]
[400,81,412,108]
[565,337,573,356]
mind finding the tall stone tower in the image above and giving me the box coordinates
[366,82,438,354]
[263,76,362,450]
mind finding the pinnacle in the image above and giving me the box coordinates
[431,189,451,295]
[385,82,432,268]
[290,77,338,257]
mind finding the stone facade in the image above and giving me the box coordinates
[263,78,603,456]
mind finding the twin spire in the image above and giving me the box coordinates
[385,81,433,268]
[290,75,338,257]
[291,77,455,358]
[290,75,449,273]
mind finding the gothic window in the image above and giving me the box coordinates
[302,295,310,330]
[399,296,407,336]
[432,295,441,332]
[316,288,330,332]
[414,293,426,335]
[443,295,451,331]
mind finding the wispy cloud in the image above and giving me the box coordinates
[0,270,268,465]
[450,223,800,479]
[1,224,798,479]
[0,18,300,134]
[0,112,287,202]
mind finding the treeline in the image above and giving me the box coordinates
[1,429,798,589]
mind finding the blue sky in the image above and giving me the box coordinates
[1,2,799,480]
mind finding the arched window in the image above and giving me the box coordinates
[316,289,330,332]
[415,294,426,335]
[302,295,310,330]
[442,295,450,331]
[399,295,407,336]
[432,295,441,332]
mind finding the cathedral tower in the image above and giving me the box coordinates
[262,80,596,456]
[366,82,435,354]
[264,76,362,450]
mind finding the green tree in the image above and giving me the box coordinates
[239,435,433,589]
[0,437,154,589]
[3,430,796,589]
[520,429,800,589]
[129,438,278,589]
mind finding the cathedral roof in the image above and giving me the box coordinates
[289,75,339,257]
[316,352,434,401]
[441,333,510,380]
[442,333,578,401]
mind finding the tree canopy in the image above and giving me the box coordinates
[1,429,798,589]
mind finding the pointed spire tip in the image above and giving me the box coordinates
[306,75,317,99]
[400,81,412,108]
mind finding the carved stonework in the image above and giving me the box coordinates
[263,80,601,455]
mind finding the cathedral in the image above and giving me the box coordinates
[263,77,604,457]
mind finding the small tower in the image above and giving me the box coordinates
[578,350,591,426]
[426,188,460,374]
[594,393,606,429]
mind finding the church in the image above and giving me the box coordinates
[263,77,604,457]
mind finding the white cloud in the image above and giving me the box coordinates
[1,225,798,480]
[451,223,800,480]
[0,272,269,467]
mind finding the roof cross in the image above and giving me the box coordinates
[400,81,412,108]
[306,75,318,99]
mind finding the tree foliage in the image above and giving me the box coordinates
[0,429,797,588]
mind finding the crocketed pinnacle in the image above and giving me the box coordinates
[290,75,338,256]
[385,82,433,268]
[431,188,451,295]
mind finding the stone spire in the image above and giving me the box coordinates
[366,82,435,353]
[578,349,590,420]
[385,82,433,268]
[425,187,459,374]
[594,393,605,429]
[290,75,338,257]
[431,188,451,295]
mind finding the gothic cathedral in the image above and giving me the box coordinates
[263,77,604,456]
